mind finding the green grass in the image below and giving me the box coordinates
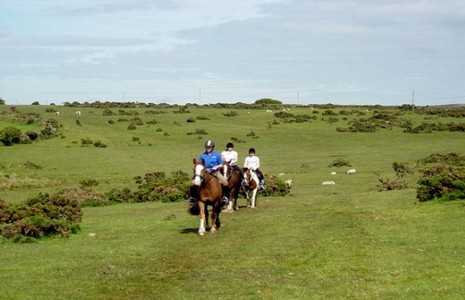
[1,104,465,299]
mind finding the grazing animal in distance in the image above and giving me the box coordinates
[285,179,293,190]
[322,181,336,185]
[346,169,357,175]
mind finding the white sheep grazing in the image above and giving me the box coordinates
[285,179,292,189]
[331,171,336,175]
[322,181,336,185]
[76,111,81,116]
[346,169,357,175]
[55,111,60,116]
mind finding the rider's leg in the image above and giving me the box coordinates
[256,169,266,189]
[216,172,229,205]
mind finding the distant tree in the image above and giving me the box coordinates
[0,98,5,105]
[254,98,282,105]
[31,101,40,105]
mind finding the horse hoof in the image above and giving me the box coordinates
[198,232,204,236]
[210,228,216,233]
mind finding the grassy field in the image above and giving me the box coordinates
[1,104,465,299]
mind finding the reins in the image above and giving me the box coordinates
[193,166,216,186]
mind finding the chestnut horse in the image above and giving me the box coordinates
[243,168,260,208]
[189,158,223,236]
[222,161,242,212]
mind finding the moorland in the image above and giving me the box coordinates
[1,101,465,299]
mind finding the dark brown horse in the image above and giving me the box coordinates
[243,168,260,208]
[222,161,242,212]
[189,158,223,236]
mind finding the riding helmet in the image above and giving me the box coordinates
[226,142,234,148]
[204,140,215,148]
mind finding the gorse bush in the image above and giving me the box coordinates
[0,193,82,242]
[0,126,22,146]
[417,153,465,202]
[377,161,411,192]
[329,158,351,167]
[106,170,191,204]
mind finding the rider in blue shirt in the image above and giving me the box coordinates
[189,140,229,206]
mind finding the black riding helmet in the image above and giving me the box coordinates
[226,142,234,148]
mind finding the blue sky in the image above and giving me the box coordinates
[1,0,464,106]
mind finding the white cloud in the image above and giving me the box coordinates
[1,0,465,105]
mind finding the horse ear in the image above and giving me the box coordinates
[193,158,197,164]
[201,159,206,166]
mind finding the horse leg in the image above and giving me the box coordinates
[223,187,235,212]
[250,189,258,208]
[198,201,206,236]
[210,207,217,233]
[215,207,221,229]
[245,191,251,207]
[205,205,210,231]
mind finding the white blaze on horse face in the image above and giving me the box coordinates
[193,164,204,186]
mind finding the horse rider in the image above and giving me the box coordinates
[221,142,244,179]
[244,147,266,189]
[189,140,229,206]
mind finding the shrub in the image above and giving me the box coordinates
[81,138,93,146]
[259,174,291,197]
[24,161,42,170]
[25,131,39,141]
[0,126,22,146]
[416,153,465,202]
[222,111,238,117]
[377,162,412,192]
[130,117,144,126]
[93,140,107,148]
[186,129,207,135]
[79,178,99,187]
[329,158,351,167]
[105,170,191,203]
[56,188,107,207]
[0,193,82,241]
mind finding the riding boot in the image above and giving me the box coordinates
[221,187,229,206]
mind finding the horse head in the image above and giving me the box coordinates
[222,160,232,180]
[243,168,258,188]
[193,158,206,186]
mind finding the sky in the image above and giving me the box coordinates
[1,0,465,106]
